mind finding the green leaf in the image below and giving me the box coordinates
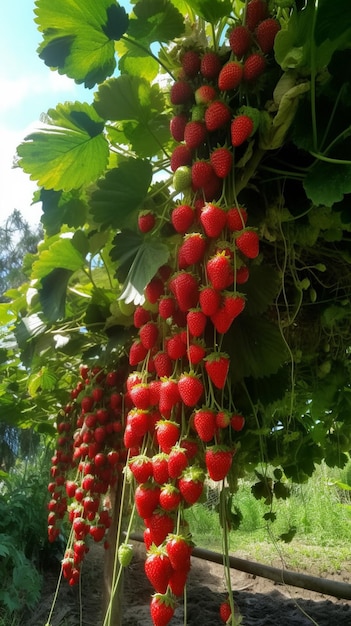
[128,0,184,43]
[110,231,170,304]
[185,0,232,23]
[39,268,74,321]
[35,0,129,87]
[32,237,85,279]
[117,40,159,81]
[17,102,109,191]
[241,265,281,316]
[90,159,152,229]
[28,367,57,397]
[304,160,351,206]
[314,0,351,46]
[39,189,88,237]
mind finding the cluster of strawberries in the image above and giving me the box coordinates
[47,364,128,585]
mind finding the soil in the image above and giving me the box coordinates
[24,542,351,626]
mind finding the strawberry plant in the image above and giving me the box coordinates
[1,0,351,624]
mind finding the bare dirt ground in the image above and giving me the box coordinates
[25,542,351,626]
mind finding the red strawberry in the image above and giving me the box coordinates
[152,453,170,485]
[89,525,106,542]
[170,80,194,105]
[211,303,236,334]
[171,203,194,234]
[178,465,205,504]
[206,253,232,290]
[165,534,192,570]
[180,437,199,460]
[178,233,207,268]
[156,419,180,453]
[204,101,231,132]
[145,511,175,547]
[193,407,217,442]
[186,308,207,337]
[204,352,230,389]
[199,286,221,316]
[231,115,254,147]
[210,147,233,179]
[170,114,188,142]
[187,340,206,365]
[178,372,204,407]
[200,202,227,238]
[168,446,188,479]
[129,454,154,483]
[159,379,181,413]
[158,296,176,320]
[165,334,187,361]
[168,567,189,597]
[216,410,231,429]
[134,306,152,328]
[168,271,199,312]
[170,145,192,172]
[231,413,245,431]
[129,383,151,410]
[218,61,243,91]
[236,229,260,258]
[184,120,207,149]
[236,265,250,284]
[154,351,173,378]
[181,49,201,78]
[255,18,281,53]
[135,483,160,518]
[205,445,233,481]
[150,592,175,626]
[229,25,252,58]
[139,321,159,350]
[145,277,164,304]
[191,160,215,190]
[129,340,148,366]
[220,599,232,623]
[223,293,246,319]
[226,206,248,231]
[145,546,173,593]
[126,408,150,437]
[195,84,217,105]
[246,0,268,31]
[138,210,156,233]
[159,484,182,511]
[200,51,222,79]
[243,53,266,82]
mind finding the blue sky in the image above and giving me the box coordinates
[1,0,129,227]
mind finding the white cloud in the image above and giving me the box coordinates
[0,72,77,114]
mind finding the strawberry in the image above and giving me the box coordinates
[226,206,248,231]
[168,271,199,312]
[220,599,232,623]
[145,511,175,546]
[134,482,160,518]
[178,465,205,504]
[210,147,233,179]
[129,383,151,410]
[178,372,204,407]
[152,453,170,484]
[145,279,164,307]
[181,49,201,78]
[184,120,207,149]
[129,454,153,483]
[200,202,227,238]
[186,308,207,337]
[223,293,246,319]
[159,484,182,511]
[170,145,192,172]
[168,446,188,479]
[204,101,231,132]
[255,18,281,53]
[216,410,231,429]
[173,165,192,192]
[231,413,245,431]
[158,296,176,320]
[170,80,194,105]
[139,321,159,350]
[154,351,173,378]
[191,160,215,190]
[118,543,133,567]
[138,210,156,233]
[193,407,217,442]
[200,51,222,79]
[126,408,150,437]
[156,419,180,453]
[195,84,217,105]
[150,592,175,626]
[178,233,207,268]
[129,340,148,366]
[180,437,199,460]
[199,286,221,316]
[229,25,252,58]
[246,0,268,31]
[236,265,250,284]
[243,53,266,82]
[133,305,152,328]
[205,445,233,481]
[206,253,232,290]
[165,333,187,361]
[168,567,189,597]
[236,229,260,258]
[187,340,206,365]
[159,379,181,412]
[218,61,243,91]
[165,534,192,570]
[204,352,230,389]
[170,113,188,142]
[145,546,173,593]
[171,203,194,234]
[231,115,254,147]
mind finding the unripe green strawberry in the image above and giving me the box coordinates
[255,18,281,53]
[173,166,192,192]
[195,84,217,105]
[218,61,243,91]
[191,104,206,121]
[228,25,252,58]
[118,543,133,567]
[205,100,231,132]
[200,51,222,79]
[170,80,194,105]
[231,115,254,147]
[243,53,267,82]
[170,146,192,172]
[181,49,201,78]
